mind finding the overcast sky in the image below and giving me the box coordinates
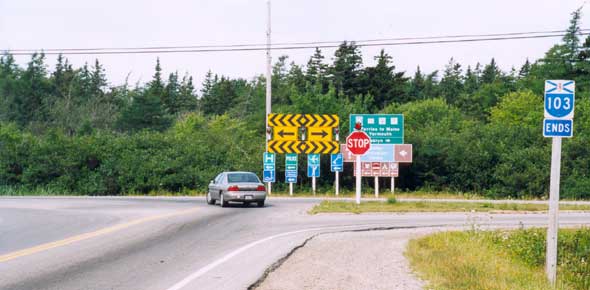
[1,0,588,89]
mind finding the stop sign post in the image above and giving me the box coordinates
[347,131,371,204]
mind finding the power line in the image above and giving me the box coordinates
[4,32,590,56]
[5,29,589,53]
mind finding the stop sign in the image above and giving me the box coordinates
[346,131,371,155]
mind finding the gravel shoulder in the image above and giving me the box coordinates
[254,228,439,290]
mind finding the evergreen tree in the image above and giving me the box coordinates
[90,59,107,100]
[464,65,479,94]
[306,48,328,87]
[18,53,51,127]
[407,66,425,101]
[439,58,463,104]
[361,49,408,107]
[148,58,164,97]
[329,41,363,99]
[117,88,171,132]
[162,72,180,115]
[518,59,531,79]
[177,74,197,114]
[481,58,500,84]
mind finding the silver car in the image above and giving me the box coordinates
[207,171,267,207]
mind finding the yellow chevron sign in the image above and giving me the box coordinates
[267,113,339,154]
[273,126,298,141]
[268,114,339,128]
[308,127,333,141]
[268,141,339,154]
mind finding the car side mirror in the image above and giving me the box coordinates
[210,180,214,185]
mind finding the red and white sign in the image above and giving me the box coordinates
[346,131,371,155]
[354,162,399,177]
[394,144,413,163]
[340,144,355,162]
[372,162,381,176]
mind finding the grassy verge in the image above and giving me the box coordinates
[308,200,590,214]
[406,228,590,290]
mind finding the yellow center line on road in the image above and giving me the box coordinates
[0,207,198,263]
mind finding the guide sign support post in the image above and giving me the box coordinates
[263,152,275,195]
[543,80,574,285]
[307,154,320,195]
[331,153,343,196]
[285,153,298,196]
[346,126,371,204]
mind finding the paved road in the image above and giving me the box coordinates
[1,197,590,290]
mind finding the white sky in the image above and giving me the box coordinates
[1,0,588,90]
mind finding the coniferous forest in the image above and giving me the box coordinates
[1,10,590,198]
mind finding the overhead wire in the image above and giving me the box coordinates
[2,30,590,56]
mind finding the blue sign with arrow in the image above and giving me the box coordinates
[331,153,343,172]
[263,152,275,181]
[307,154,320,177]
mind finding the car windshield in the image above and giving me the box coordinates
[227,173,260,183]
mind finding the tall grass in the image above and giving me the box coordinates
[407,228,590,290]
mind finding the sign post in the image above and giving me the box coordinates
[543,80,575,285]
[285,153,298,196]
[346,129,371,204]
[307,154,320,195]
[331,153,343,196]
[263,152,275,195]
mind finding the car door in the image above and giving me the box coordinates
[216,174,226,199]
[209,173,223,198]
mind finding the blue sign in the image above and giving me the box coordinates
[544,80,575,119]
[286,170,297,183]
[331,153,343,172]
[263,170,275,182]
[263,152,275,171]
[360,144,394,162]
[307,154,320,177]
[544,119,573,138]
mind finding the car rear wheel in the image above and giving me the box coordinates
[206,192,215,205]
[220,192,228,207]
[257,200,265,207]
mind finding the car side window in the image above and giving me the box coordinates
[214,173,223,184]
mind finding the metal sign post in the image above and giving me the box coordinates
[307,154,320,195]
[375,176,379,198]
[543,80,575,285]
[391,177,395,194]
[331,153,343,196]
[347,129,371,205]
[285,153,298,196]
[263,152,275,195]
[355,155,361,204]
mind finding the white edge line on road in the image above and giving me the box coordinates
[164,223,390,290]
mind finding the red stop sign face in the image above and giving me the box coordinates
[346,131,371,155]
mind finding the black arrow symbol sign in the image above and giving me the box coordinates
[278,130,295,138]
[311,130,328,138]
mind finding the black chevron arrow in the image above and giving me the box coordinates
[287,114,297,127]
[278,130,295,138]
[288,141,298,153]
[268,141,277,153]
[308,114,318,127]
[311,130,328,138]
[327,115,338,127]
[279,114,289,127]
[269,114,278,127]
[317,115,327,127]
